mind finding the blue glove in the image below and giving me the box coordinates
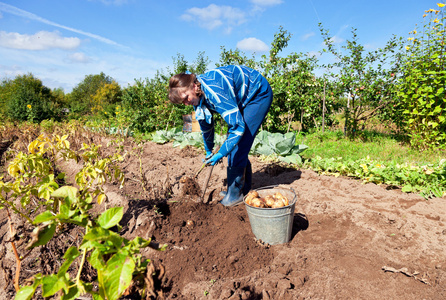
[205,150,213,160]
[205,152,223,166]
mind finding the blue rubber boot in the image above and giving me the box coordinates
[220,166,245,207]
[219,160,252,198]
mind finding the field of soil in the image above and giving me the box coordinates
[1,137,446,299]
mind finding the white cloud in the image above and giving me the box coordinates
[0,2,123,46]
[323,35,344,46]
[181,4,246,33]
[0,31,81,50]
[0,45,170,92]
[302,32,315,41]
[330,36,344,44]
[236,37,269,52]
[67,52,92,63]
[250,0,283,6]
[250,0,282,13]
[0,63,22,79]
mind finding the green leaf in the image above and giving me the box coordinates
[42,275,65,297]
[52,186,78,204]
[88,248,106,270]
[255,143,275,156]
[58,247,80,276]
[60,284,81,300]
[401,185,413,193]
[432,105,442,114]
[280,154,303,165]
[291,144,309,155]
[100,253,135,300]
[27,224,57,249]
[33,211,56,224]
[128,236,151,249]
[83,227,123,249]
[275,135,296,156]
[14,286,36,300]
[98,207,124,229]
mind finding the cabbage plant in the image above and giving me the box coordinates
[251,131,308,164]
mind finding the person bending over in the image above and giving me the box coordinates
[168,65,273,207]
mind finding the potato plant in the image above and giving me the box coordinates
[0,134,165,300]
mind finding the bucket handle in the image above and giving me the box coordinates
[256,184,296,195]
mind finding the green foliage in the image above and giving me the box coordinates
[320,25,403,137]
[191,51,211,75]
[305,156,446,199]
[1,74,58,122]
[1,134,164,300]
[250,131,308,164]
[120,52,212,134]
[151,129,308,164]
[171,52,210,75]
[151,128,225,149]
[68,72,115,118]
[296,129,446,198]
[121,74,187,133]
[396,4,446,150]
[91,81,122,114]
[216,46,258,69]
[216,26,339,133]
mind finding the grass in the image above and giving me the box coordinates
[297,129,445,166]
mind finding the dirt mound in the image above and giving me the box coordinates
[1,139,445,299]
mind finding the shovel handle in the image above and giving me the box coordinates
[195,163,206,178]
[195,145,220,178]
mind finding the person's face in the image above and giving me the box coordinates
[179,83,200,106]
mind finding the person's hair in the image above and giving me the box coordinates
[168,73,203,104]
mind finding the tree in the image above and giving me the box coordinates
[91,81,122,114]
[68,72,114,117]
[170,52,210,75]
[1,73,56,122]
[319,24,403,137]
[192,51,211,75]
[260,26,339,132]
[216,46,257,69]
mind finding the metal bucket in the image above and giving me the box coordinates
[244,185,297,245]
[183,113,201,132]
[183,114,192,132]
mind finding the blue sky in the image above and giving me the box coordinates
[0,0,439,92]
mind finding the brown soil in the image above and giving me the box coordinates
[1,138,446,299]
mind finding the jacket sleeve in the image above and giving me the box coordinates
[213,104,245,157]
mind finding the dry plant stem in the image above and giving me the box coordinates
[6,207,22,292]
[76,249,87,284]
[3,199,33,224]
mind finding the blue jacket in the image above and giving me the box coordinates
[194,65,266,157]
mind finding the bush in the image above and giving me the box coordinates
[2,73,56,123]
[396,4,446,150]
